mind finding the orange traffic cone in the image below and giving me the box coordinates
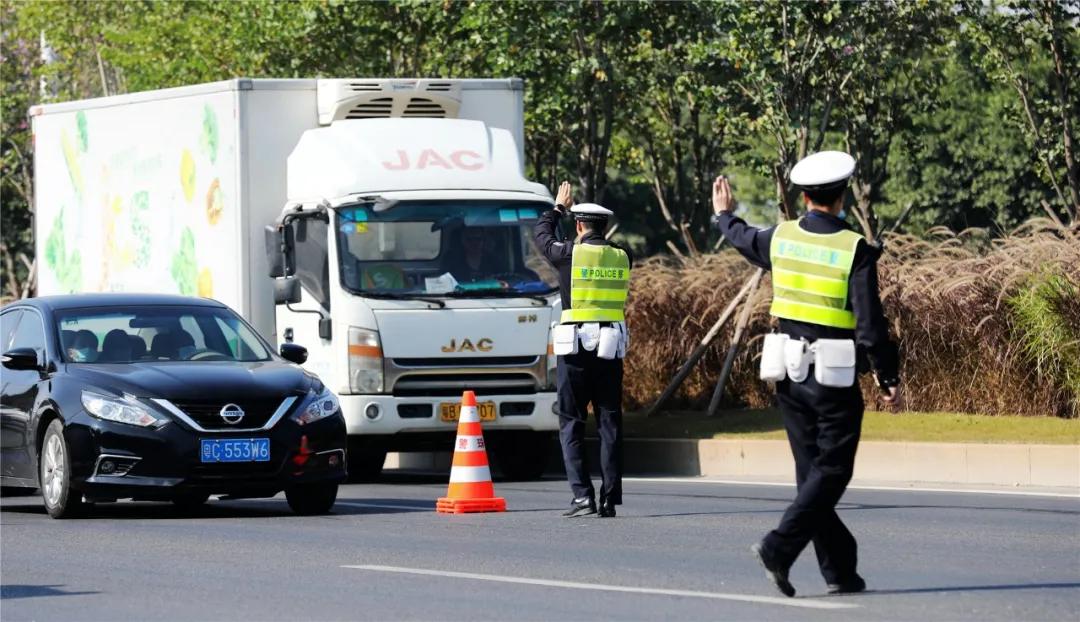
[436,390,506,514]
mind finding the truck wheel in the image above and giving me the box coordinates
[347,439,387,482]
[40,420,86,519]
[492,431,553,481]
[285,483,338,515]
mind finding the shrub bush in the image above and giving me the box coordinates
[624,219,1080,418]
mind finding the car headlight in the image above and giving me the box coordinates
[81,391,163,428]
[292,388,340,425]
[348,327,384,393]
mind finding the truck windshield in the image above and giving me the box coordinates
[335,201,559,297]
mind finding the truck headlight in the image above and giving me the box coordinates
[82,391,163,428]
[293,387,340,425]
[349,327,384,393]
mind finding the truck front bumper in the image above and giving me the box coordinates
[339,392,558,435]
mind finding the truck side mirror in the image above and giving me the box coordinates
[273,277,302,305]
[318,318,332,340]
[264,225,295,278]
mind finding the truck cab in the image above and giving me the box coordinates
[266,86,561,479]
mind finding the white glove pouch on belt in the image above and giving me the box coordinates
[784,338,812,383]
[813,339,856,387]
[577,322,601,351]
[552,324,579,356]
[597,323,628,360]
[759,333,789,382]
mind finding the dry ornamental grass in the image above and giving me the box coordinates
[623,219,1080,418]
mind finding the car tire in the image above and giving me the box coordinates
[347,439,387,482]
[491,431,552,481]
[171,492,211,511]
[40,419,85,519]
[285,483,338,515]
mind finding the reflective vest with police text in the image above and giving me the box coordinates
[561,243,631,324]
[768,219,861,329]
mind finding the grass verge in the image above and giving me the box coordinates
[614,409,1080,445]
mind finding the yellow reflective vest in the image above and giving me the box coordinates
[768,219,862,329]
[561,243,631,324]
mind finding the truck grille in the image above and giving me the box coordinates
[393,374,537,397]
[171,398,291,430]
[393,356,539,368]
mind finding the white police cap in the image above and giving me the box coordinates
[790,151,856,190]
[570,203,614,222]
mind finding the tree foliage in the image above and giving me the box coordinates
[2,0,1077,297]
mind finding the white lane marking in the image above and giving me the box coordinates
[343,564,858,610]
[624,477,1080,499]
[336,501,433,511]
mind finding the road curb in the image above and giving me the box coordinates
[612,439,1080,488]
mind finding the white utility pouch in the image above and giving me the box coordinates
[552,324,579,356]
[578,322,601,351]
[784,338,812,383]
[597,326,620,360]
[759,333,789,382]
[813,339,857,387]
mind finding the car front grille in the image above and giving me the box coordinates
[170,398,291,430]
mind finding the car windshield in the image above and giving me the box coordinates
[55,306,271,363]
[335,200,559,297]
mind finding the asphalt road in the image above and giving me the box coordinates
[1,474,1078,621]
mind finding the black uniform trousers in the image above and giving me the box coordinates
[556,347,623,504]
[762,373,864,584]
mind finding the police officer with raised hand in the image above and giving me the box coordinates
[535,181,633,518]
[710,152,900,597]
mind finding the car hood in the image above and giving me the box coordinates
[65,361,318,401]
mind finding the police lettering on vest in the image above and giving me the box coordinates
[562,244,631,324]
[768,219,862,329]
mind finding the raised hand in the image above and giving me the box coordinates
[712,176,735,215]
[555,181,574,212]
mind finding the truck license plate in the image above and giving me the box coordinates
[440,402,497,423]
[200,438,271,463]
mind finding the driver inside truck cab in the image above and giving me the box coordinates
[447,226,501,283]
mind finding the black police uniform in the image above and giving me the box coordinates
[713,209,899,587]
[534,207,634,511]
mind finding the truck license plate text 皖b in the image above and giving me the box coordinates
[439,402,497,423]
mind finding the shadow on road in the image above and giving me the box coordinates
[861,582,1080,596]
[0,497,438,520]
[0,584,99,600]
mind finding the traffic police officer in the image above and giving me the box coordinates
[535,181,633,518]
[710,152,901,597]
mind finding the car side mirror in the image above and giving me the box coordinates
[274,277,302,305]
[1,348,41,371]
[279,343,308,365]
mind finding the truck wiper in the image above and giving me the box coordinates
[444,289,553,306]
[359,291,446,309]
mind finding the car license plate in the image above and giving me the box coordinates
[440,401,497,423]
[200,438,271,463]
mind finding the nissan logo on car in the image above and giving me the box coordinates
[219,403,245,425]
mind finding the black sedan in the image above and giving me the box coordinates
[0,294,347,518]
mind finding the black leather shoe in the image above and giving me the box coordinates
[562,497,596,518]
[827,575,866,594]
[598,500,616,518]
[751,542,795,598]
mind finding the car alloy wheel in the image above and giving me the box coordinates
[39,420,85,519]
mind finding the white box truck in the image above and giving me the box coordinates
[32,78,561,479]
